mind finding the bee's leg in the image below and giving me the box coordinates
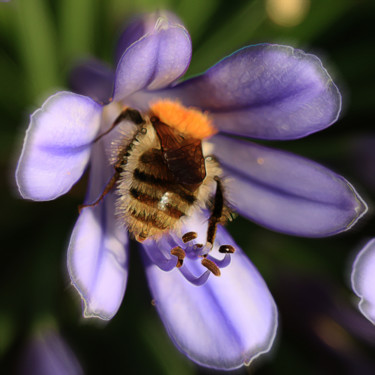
[173,178,235,278]
[179,177,232,249]
[78,108,144,212]
[78,149,126,212]
[93,107,145,143]
[78,166,122,213]
[206,176,224,247]
[205,177,236,255]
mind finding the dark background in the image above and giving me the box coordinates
[1,0,375,374]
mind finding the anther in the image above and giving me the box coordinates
[182,232,198,243]
[201,258,221,276]
[171,246,186,268]
[218,245,235,254]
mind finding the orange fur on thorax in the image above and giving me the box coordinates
[150,99,217,139]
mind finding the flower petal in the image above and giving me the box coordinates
[69,59,114,104]
[211,135,367,237]
[160,44,341,140]
[67,141,129,320]
[143,225,278,370]
[113,15,191,102]
[16,92,102,201]
[115,11,184,65]
[20,328,83,375]
[351,239,375,325]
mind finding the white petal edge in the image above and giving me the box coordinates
[351,238,375,325]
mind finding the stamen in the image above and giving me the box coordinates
[184,240,214,258]
[170,232,235,283]
[171,246,186,268]
[143,246,177,272]
[206,254,231,268]
[191,243,208,257]
[182,232,198,243]
[178,266,211,286]
[201,258,221,277]
[219,245,235,254]
[206,242,214,251]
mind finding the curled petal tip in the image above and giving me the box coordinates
[345,183,368,230]
[351,239,375,325]
[113,16,191,101]
[115,11,185,64]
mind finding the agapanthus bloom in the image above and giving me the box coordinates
[351,239,375,325]
[16,11,367,370]
[19,328,83,375]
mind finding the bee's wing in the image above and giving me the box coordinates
[154,121,206,185]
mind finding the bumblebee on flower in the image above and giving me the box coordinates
[15,11,366,370]
[82,98,234,277]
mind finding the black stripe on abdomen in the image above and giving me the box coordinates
[133,169,197,204]
[129,188,185,219]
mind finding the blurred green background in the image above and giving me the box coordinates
[1,0,375,373]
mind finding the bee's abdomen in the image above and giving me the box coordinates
[117,149,198,241]
[132,168,196,204]
[129,188,185,219]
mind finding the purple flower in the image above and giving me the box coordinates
[15,11,366,370]
[19,328,83,375]
[351,239,375,325]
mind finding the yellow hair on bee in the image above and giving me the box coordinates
[150,99,217,139]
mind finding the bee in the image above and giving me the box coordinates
[80,100,235,274]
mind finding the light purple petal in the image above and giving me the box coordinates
[143,222,277,370]
[351,239,375,325]
[16,92,102,201]
[67,141,129,320]
[113,15,191,102]
[157,44,341,140]
[20,329,83,375]
[115,11,184,65]
[69,59,114,104]
[211,135,367,237]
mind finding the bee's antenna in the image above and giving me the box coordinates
[93,108,145,143]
